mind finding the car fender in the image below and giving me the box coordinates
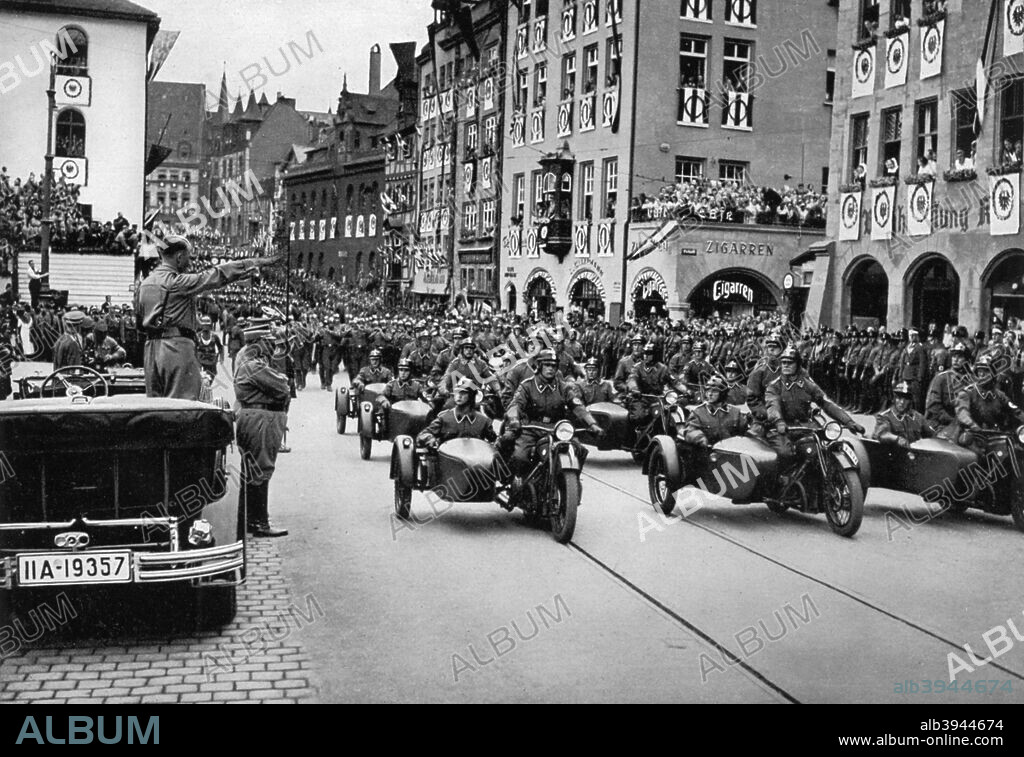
[644,435,682,492]
[391,436,416,486]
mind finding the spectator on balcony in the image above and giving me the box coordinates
[954,147,975,172]
[884,157,900,178]
[1002,138,1020,167]
[917,155,936,178]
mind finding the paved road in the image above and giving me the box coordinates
[4,360,1024,703]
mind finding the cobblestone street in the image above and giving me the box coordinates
[0,540,321,704]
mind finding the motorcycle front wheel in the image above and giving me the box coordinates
[550,472,580,544]
[648,452,677,516]
[394,480,412,520]
[823,462,864,538]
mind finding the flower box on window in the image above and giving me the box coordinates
[943,168,978,183]
[916,10,947,27]
[904,173,936,186]
[852,36,878,51]
[868,176,898,188]
[988,163,1022,176]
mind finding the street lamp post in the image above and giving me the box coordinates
[39,54,57,295]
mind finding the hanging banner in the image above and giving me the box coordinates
[838,191,862,241]
[871,185,895,241]
[851,46,876,99]
[907,181,933,237]
[919,20,944,80]
[1005,0,1024,57]
[884,32,909,88]
[990,172,1021,236]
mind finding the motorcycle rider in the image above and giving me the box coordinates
[954,354,1024,456]
[377,358,429,427]
[627,342,686,434]
[683,376,748,447]
[351,348,393,394]
[722,359,747,405]
[417,378,497,449]
[667,335,693,379]
[925,342,972,440]
[506,350,603,499]
[766,347,865,459]
[746,332,784,437]
[442,336,501,398]
[873,381,935,448]
[577,357,616,404]
[681,340,715,399]
[613,334,644,395]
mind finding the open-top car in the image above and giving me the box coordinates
[855,429,1024,531]
[357,397,432,460]
[0,392,244,629]
[16,365,147,400]
[335,382,385,435]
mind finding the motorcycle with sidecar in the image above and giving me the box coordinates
[335,382,385,435]
[855,428,1024,531]
[580,392,687,463]
[357,396,432,461]
[646,416,865,537]
[390,422,586,543]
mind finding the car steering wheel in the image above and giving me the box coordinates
[39,366,111,399]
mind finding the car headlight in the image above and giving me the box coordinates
[554,421,575,442]
[1016,425,1024,445]
[188,519,213,547]
[824,422,842,441]
[665,392,678,406]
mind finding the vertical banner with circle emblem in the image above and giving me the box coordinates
[990,172,1021,236]
[1006,0,1024,57]
[907,180,933,237]
[504,227,522,257]
[884,32,909,89]
[851,45,875,99]
[574,224,591,257]
[557,102,573,138]
[597,221,614,256]
[838,191,862,241]
[871,185,895,241]
[919,20,944,80]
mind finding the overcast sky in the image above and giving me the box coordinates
[143,0,434,113]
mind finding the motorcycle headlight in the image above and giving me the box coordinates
[665,392,678,406]
[554,421,575,442]
[824,422,842,441]
[1016,425,1024,445]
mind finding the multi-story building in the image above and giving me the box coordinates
[145,81,206,227]
[807,0,1022,335]
[283,44,415,285]
[498,0,837,322]
[0,0,160,224]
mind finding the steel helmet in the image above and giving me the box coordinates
[536,349,558,365]
[974,354,994,372]
[723,359,742,374]
[398,358,412,370]
[780,346,801,364]
[642,342,657,354]
[629,334,644,345]
[692,341,706,352]
[681,335,693,345]
[458,337,475,350]
[765,333,783,348]
[369,349,383,360]
[585,357,599,370]
[950,342,970,357]
[892,381,913,397]
[705,376,728,395]
[454,377,479,396]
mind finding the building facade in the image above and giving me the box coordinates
[145,81,206,227]
[497,0,837,323]
[0,0,160,224]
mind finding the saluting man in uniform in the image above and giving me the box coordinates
[234,324,290,538]
[135,236,279,400]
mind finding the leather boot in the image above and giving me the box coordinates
[250,483,288,538]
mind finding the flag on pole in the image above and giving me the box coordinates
[977,0,1001,136]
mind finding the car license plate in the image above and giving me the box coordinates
[17,551,132,586]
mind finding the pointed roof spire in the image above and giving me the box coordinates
[342,72,348,93]
[242,88,262,120]
[258,91,270,107]
[218,63,229,112]
[232,92,243,118]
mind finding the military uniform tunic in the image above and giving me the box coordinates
[872,407,934,445]
[683,402,748,446]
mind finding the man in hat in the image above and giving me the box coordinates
[613,335,644,396]
[234,324,290,537]
[87,320,126,369]
[417,378,497,449]
[899,326,928,411]
[873,381,934,448]
[135,235,280,400]
[52,310,87,370]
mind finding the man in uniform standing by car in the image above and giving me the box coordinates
[234,325,290,538]
[136,236,280,400]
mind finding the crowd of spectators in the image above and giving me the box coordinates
[630,177,827,228]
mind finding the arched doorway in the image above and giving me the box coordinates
[632,268,670,320]
[526,276,555,318]
[906,255,959,334]
[568,270,606,321]
[688,269,779,318]
[845,257,888,327]
[984,249,1024,329]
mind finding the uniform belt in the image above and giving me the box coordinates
[147,326,197,341]
[241,402,287,412]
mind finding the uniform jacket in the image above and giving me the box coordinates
[873,407,934,445]
[52,333,84,370]
[508,376,596,427]
[417,408,497,446]
[384,378,427,403]
[899,342,928,383]
[683,402,748,446]
[354,365,393,387]
[766,371,852,426]
[628,361,677,395]
[613,355,638,395]
[925,368,970,434]
[576,378,615,405]
[955,384,1024,431]
[136,261,254,333]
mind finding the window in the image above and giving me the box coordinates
[722,40,751,92]
[858,0,879,40]
[915,99,938,169]
[850,113,869,179]
[465,123,478,157]
[681,0,712,22]
[482,199,496,231]
[561,53,577,101]
[679,35,707,89]
[1000,79,1024,160]
[484,115,498,150]
[606,0,622,25]
[889,0,911,31]
[156,192,166,208]
[584,45,600,93]
[881,107,902,172]
[826,68,836,104]
[821,167,829,194]
[462,202,478,235]
[719,161,747,182]
[532,170,545,219]
[55,27,88,76]
[534,63,548,106]
[516,69,529,110]
[724,0,756,26]
[513,173,526,220]
[606,35,623,85]
[602,157,618,218]
[675,156,705,182]
[952,90,978,163]
[580,162,595,220]
[55,109,86,157]
[521,0,532,23]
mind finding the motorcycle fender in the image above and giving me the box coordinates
[830,443,860,472]
[391,436,417,487]
[359,401,375,437]
[335,387,347,415]
[839,436,871,491]
[556,445,581,473]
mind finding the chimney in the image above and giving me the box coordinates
[369,44,381,96]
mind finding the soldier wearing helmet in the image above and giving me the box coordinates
[667,334,693,379]
[627,342,686,430]
[681,340,715,400]
[722,359,747,405]
[417,378,497,450]
[745,332,785,437]
[766,347,865,457]
[135,235,281,399]
[434,327,468,374]
[683,376,748,447]
[440,336,500,402]
[352,348,393,393]
[404,330,438,380]
[506,350,602,496]
[926,341,972,440]
[613,334,645,395]
[954,354,1024,456]
[577,356,616,405]
[377,358,429,423]
[873,381,934,448]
